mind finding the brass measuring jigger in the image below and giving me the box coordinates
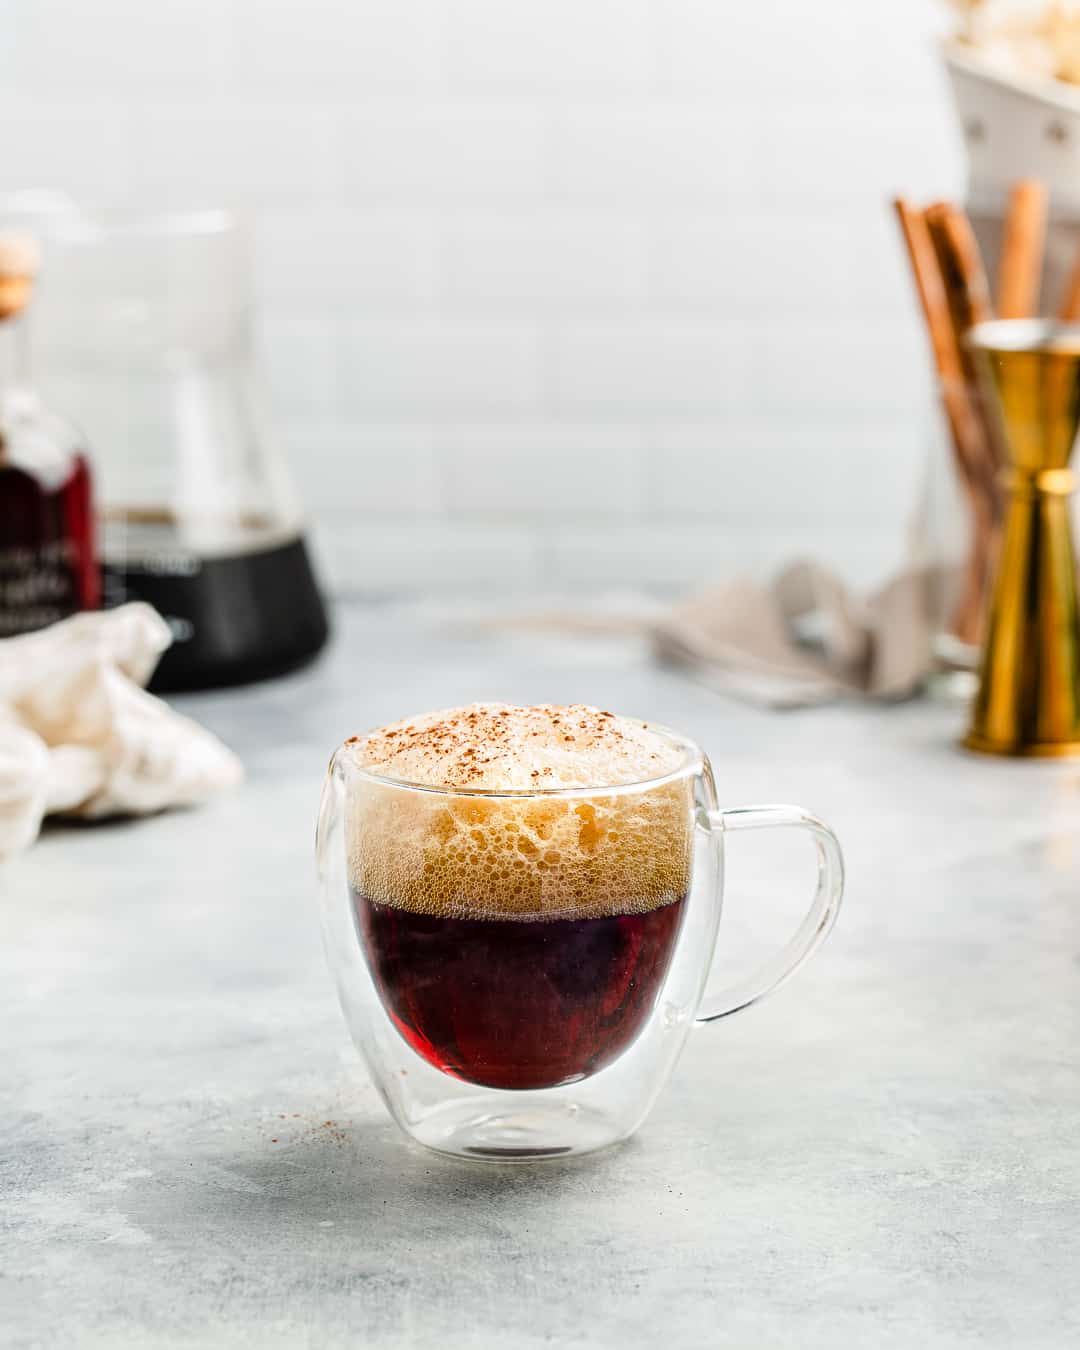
[964,320,1080,757]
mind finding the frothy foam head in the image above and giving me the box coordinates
[344,704,696,921]
[347,702,687,790]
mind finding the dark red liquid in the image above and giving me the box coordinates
[0,454,99,636]
[353,891,687,1090]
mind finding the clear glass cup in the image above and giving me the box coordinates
[316,720,844,1163]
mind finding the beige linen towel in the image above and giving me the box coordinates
[467,562,941,710]
[653,562,938,708]
[0,603,243,857]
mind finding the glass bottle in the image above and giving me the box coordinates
[0,233,99,638]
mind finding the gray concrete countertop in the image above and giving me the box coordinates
[4,602,1079,1349]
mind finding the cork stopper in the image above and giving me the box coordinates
[0,233,41,322]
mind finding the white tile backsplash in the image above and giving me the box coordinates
[550,321,751,410]
[743,320,927,416]
[254,209,436,310]
[750,102,960,207]
[337,320,544,413]
[647,213,911,316]
[1,0,961,594]
[340,102,549,201]
[446,0,655,92]
[324,521,544,595]
[442,421,647,517]
[256,318,338,420]
[292,422,442,516]
[654,0,867,98]
[649,416,923,525]
[226,0,444,92]
[0,101,136,202]
[18,0,226,91]
[546,103,751,203]
[440,212,648,308]
[133,104,338,207]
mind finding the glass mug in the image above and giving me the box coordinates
[316,721,843,1162]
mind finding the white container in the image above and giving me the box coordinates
[945,44,1080,304]
[946,44,1080,209]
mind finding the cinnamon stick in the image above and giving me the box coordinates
[924,201,1003,476]
[997,179,1047,319]
[893,198,996,645]
[1058,235,1080,320]
[924,202,993,340]
[893,199,967,394]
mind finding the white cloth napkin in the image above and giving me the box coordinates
[0,603,243,857]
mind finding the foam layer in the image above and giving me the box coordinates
[347,702,686,790]
[345,704,695,920]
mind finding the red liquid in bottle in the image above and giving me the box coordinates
[0,452,100,637]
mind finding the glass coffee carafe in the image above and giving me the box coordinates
[30,209,328,691]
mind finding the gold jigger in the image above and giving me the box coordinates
[964,320,1080,757]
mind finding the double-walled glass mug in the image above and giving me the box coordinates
[316,717,843,1162]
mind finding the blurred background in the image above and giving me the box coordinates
[0,0,962,597]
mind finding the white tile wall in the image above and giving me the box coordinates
[301,424,442,518]
[650,418,921,526]
[441,213,648,308]
[550,321,751,410]
[341,103,549,201]
[448,0,656,92]
[1,0,963,595]
[442,422,648,518]
[226,0,445,93]
[255,209,437,310]
[338,320,544,412]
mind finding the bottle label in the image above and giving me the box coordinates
[0,538,80,636]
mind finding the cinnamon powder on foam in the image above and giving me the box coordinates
[344,703,696,921]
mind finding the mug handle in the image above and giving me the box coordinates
[696,804,844,1023]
